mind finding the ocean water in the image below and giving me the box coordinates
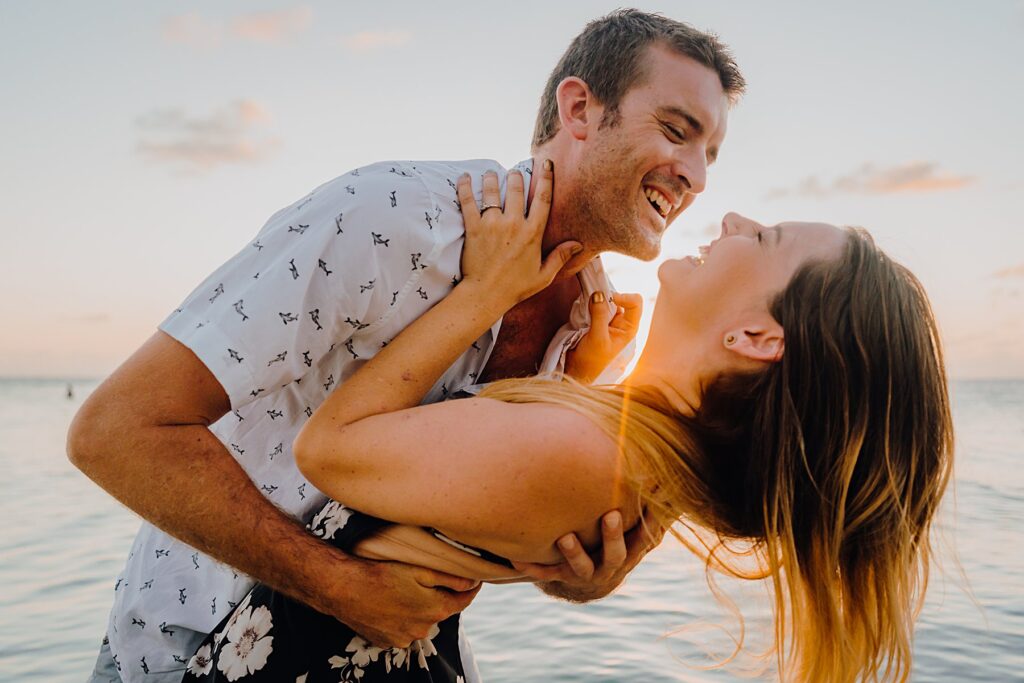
[0,378,1021,682]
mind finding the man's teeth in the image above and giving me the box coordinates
[643,187,671,218]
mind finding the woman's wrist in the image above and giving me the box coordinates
[451,279,518,326]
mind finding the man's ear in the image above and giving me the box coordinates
[723,314,784,364]
[556,77,599,141]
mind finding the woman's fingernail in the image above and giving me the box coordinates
[543,158,554,171]
[591,291,606,304]
[558,535,575,551]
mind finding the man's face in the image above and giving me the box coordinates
[569,45,730,261]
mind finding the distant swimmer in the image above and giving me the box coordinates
[66,383,73,400]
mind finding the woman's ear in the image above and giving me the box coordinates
[722,314,784,363]
[555,77,600,141]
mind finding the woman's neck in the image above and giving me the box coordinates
[624,358,702,418]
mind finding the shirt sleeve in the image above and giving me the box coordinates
[159,164,442,408]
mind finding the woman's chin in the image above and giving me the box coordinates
[657,256,698,283]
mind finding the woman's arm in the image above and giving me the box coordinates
[295,165,640,563]
[301,396,638,563]
[295,164,577,442]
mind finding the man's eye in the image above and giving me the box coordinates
[663,124,686,142]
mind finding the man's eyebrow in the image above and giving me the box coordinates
[657,106,704,136]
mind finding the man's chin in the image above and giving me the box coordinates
[614,238,661,262]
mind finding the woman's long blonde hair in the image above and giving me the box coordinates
[481,230,954,682]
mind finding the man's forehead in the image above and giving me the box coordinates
[643,47,729,136]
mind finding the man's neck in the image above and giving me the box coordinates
[479,274,582,382]
[526,152,593,280]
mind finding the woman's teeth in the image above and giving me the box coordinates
[643,187,670,218]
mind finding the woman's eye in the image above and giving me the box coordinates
[757,231,763,243]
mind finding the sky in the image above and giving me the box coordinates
[1,0,1022,379]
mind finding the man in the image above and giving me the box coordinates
[69,9,743,682]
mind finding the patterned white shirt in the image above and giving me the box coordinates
[103,158,629,682]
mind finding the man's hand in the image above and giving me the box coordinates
[67,331,479,650]
[336,560,481,648]
[510,509,666,602]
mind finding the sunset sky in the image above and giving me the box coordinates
[2,1,1022,379]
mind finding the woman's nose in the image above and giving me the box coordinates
[721,212,760,238]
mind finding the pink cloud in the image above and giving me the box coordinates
[342,29,412,52]
[230,6,312,43]
[136,100,279,172]
[994,264,1024,279]
[766,162,973,200]
[162,12,222,48]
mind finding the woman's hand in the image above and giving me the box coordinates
[565,292,643,383]
[457,160,582,312]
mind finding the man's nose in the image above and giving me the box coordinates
[671,149,707,196]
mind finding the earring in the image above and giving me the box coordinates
[724,334,737,346]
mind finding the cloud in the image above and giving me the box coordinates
[230,6,312,43]
[342,29,412,52]
[766,162,974,200]
[994,264,1024,279]
[135,100,279,171]
[162,12,222,48]
[162,7,311,48]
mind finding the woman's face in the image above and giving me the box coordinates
[647,213,847,378]
[658,213,846,314]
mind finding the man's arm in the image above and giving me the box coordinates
[66,330,478,648]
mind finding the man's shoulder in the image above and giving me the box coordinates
[325,158,508,181]
[304,159,506,214]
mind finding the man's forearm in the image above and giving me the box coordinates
[71,417,357,617]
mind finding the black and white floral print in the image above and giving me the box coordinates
[182,505,470,683]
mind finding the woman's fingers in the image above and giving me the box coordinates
[527,159,554,231]
[539,240,583,283]
[586,291,613,342]
[504,169,525,218]
[609,293,643,332]
[481,170,502,213]
[456,174,480,230]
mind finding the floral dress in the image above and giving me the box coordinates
[180,500,497,682]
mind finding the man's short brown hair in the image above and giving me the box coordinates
[532,9,745,149]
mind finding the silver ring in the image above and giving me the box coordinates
[480,203,502,212]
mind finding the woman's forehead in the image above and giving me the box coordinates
[775,222,847,262]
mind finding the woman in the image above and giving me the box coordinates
[184,163,952,682]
